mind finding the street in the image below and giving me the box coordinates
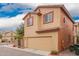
[0,43,41,56]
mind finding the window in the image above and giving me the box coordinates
[43,12,53,24]
[64,17,66,23]
[73,25,74,31]
[27,17,33,26]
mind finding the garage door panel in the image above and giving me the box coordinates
[28,37,52,51]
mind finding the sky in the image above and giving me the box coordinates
[0,3,35,31]
[0,3,79,31]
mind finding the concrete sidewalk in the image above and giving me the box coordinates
[5,44,50,56]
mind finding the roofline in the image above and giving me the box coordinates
[23,5,74,23]
[60,5,74,24]
[23,12,37,20]
[34,5,64,11]
[34,5,74,24]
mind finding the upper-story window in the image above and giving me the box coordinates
[73,25,74,31]
[43,12,53,24]
[64,17,66,24]
[27,17,33,27]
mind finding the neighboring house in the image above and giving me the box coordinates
[74,22,79,44]
[23,5,74,52]
[1,31,15,43]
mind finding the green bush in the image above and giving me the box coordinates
[75,49,79,55]
[70,44,79,55]
[69,45,74,52]
[50,51,58,55]
[73,44,79,50]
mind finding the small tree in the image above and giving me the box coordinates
[14,24,24,47]
[0,33,2,39]
[0,33,2,43]
[15,24,24,40]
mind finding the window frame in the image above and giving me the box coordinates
[27,16,33,27]
[43,11,54,24]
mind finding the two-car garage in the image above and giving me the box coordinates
[24,32,58,51]
[27,36,52,51]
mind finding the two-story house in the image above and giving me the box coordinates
[23,5,74,52]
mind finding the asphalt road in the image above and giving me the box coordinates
[0,43,41,56]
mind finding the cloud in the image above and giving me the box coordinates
[64,4,79,20]
[0,3,35,18]
[0,3,36,31]
[0,14,25,31]
[0,3,79,31]
[64,4,79,16]
[74,19,79,22]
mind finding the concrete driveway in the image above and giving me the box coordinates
[0,43,76,56]
[0,43,42,56]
